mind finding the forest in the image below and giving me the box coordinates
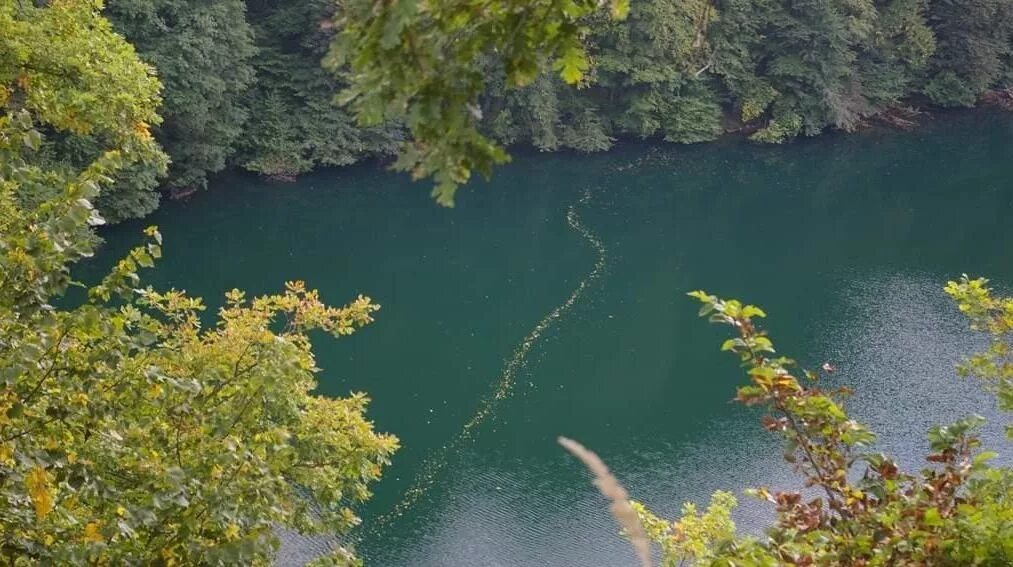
[50,0,1013,219]
[1,1,1012,565]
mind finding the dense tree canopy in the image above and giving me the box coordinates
[923,0,1013,106]
[329,0,633,205]
[332,0,1011,203]
[2,0,168,224]
[5,0,988,218]
[3,2,1013,564]
[105,0,257,193]
[1,2,395,563]
[239,0,401,181]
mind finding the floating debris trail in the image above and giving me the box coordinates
[360,186,609,542]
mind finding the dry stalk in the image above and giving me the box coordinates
[558,436,651,567]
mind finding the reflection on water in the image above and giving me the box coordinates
[86,110,1013,566]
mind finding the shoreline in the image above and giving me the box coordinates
[163,103,1009,207]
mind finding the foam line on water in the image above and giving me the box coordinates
[360,186,608,542]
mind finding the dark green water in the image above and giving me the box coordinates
[86,110,1011,566]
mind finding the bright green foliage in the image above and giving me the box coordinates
[239,0,401,180]
[0,2,161,144]
[329,0,630,206]
[0,0,167,223]
[105,0,257,191]
[1,192,398,562]
[747,112,804,144]
[0,3,397,563]
[631,491,737,566]
[626,292,1012,565]
[923,0,1013,106]
[945,275,1013,438]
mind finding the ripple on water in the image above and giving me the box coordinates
[364,269,1010,567]
[355,187,611,555]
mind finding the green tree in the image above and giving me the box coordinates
[480,1,721,152]
[43,133,168,224]
[1,0,168,224]
[854,0,935,111]
[331,0,941,193]
[481,68,617,152]
[708,0,935,141]
[105,0,257,193]
[715,0,879,141]
[1,2,396,563]
[329,0,632,205]
[592,0,722,144]
[240,0,401,181]
[945,276,1013,439]
[631,491,737,566]
[923,0,1013,106]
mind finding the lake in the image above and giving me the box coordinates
[86,109,1012,566]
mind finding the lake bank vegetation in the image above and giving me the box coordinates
[1,1,1011,564]
[566,287,1012,566]
[46,0,1013,218]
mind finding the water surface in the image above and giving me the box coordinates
[88,110,1013,566]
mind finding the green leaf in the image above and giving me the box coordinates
[555,46,589,85]
[610,0,630,20]
[22,129,42,151]
[973,451,998,466]
[923,507,943,527]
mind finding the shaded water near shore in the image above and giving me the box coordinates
[86,110,1013,565]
